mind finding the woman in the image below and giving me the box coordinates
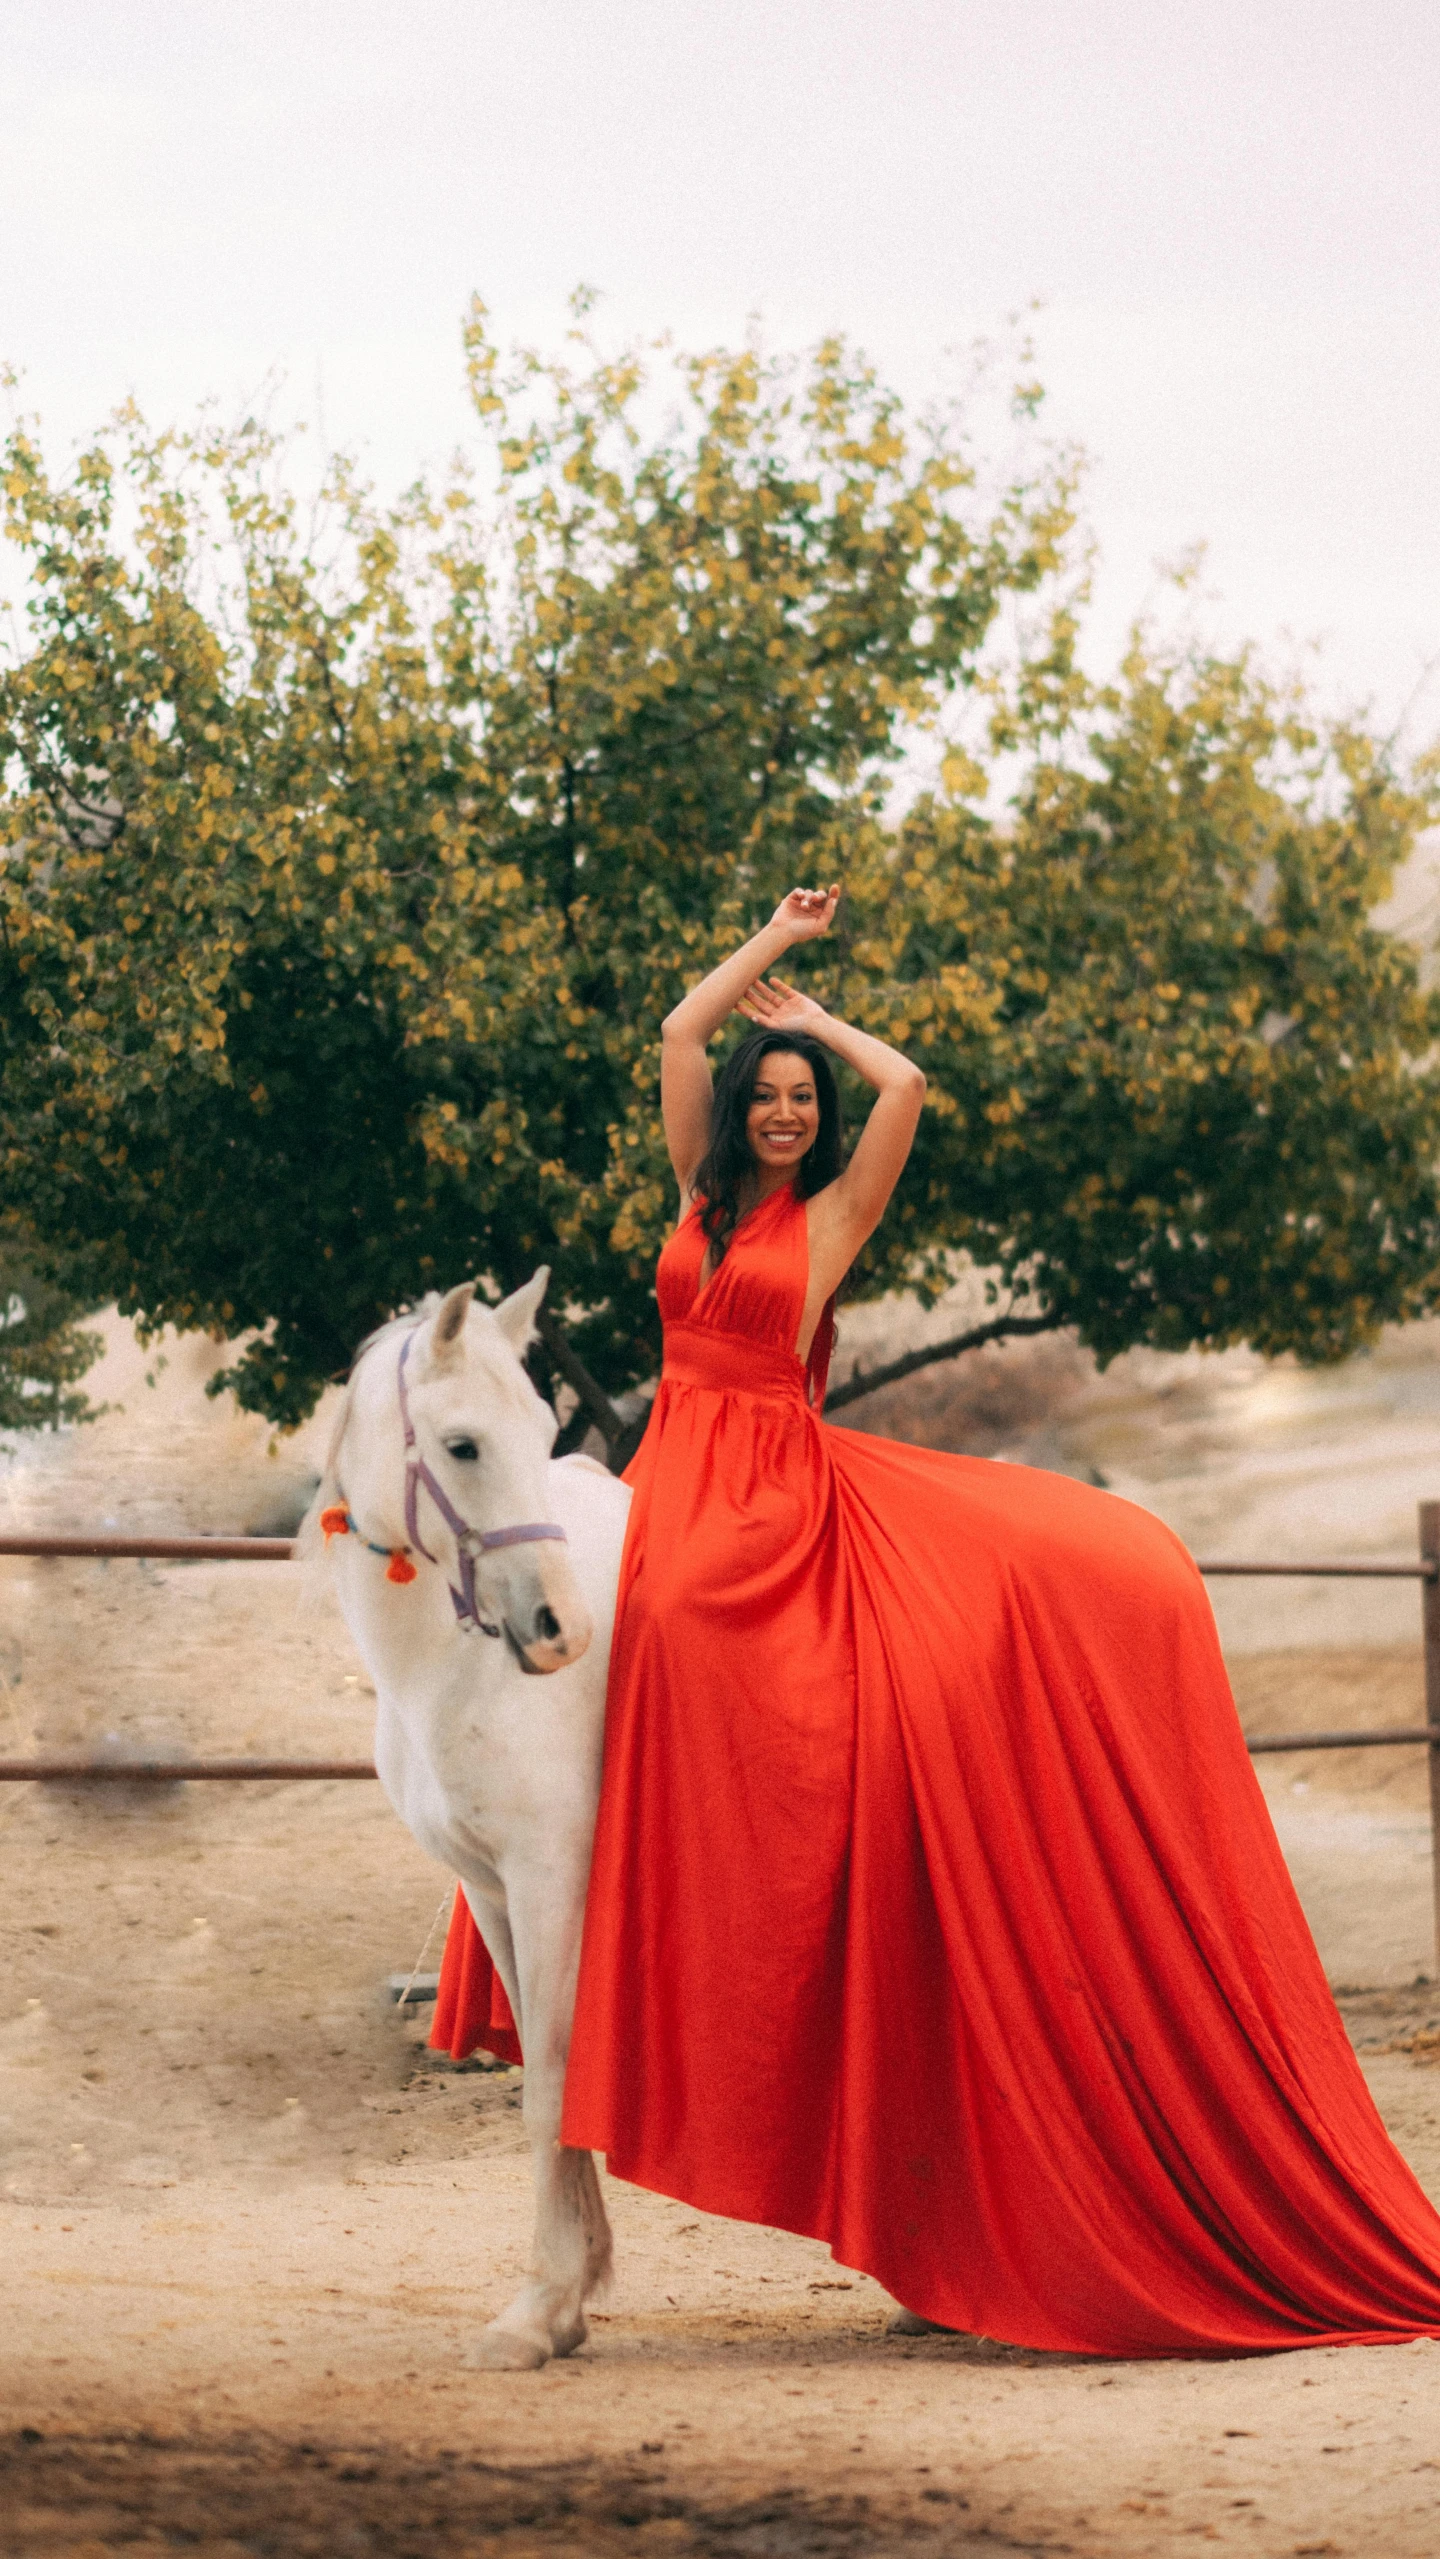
[450,888,1440,2354]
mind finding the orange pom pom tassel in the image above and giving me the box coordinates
[386,1550,418,1585]
[319,1505,351,1542]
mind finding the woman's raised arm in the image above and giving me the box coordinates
[659,886,840,1192]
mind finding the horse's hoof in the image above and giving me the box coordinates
[471,2322,550,2371]
[551,2314,588,2360]
[887,2307,960,2337]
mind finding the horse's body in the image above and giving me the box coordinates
[310,1274,629,2368]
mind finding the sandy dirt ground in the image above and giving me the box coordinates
[4,1322,1440,2554]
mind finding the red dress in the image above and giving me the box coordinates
[433,1181,1440,2354]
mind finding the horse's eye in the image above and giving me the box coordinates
[444,1437,480,1463]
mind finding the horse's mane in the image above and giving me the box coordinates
[347,1295,441,1373]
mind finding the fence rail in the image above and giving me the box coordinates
[1196,1559,1436,1580]
[4,1501,1440,1958]
[0,1758,375,1782]
[0,1532,292,1562]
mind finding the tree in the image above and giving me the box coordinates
[824,642,1440,1404]
[1,306,1437,1456]
[0,1223,104,1433]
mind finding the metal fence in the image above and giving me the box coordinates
[3,1501,1440,1954]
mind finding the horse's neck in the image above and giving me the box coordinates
[338,1454,628,1881]
[337,1372,408,1544]
[340,1553,462,1691]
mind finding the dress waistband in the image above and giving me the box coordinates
[661,1322,808,1405]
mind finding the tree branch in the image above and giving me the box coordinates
[824,1311,1065,1414]
[534,1305,649,1475]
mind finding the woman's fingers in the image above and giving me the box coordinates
[785,883,839,927]
[739,969,822,1027]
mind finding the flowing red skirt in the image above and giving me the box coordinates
[431,1895,521,2067]
[433,1187,1440,2356]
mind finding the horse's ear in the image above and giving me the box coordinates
[426,1281,475,1372]
[494,1267,550,1356]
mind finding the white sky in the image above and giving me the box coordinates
[2,0,1438,731]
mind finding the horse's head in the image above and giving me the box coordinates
[336,1271,594,1675]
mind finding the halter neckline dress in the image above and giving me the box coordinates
[433,1179,1440,2355]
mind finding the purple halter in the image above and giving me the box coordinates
[395,1327,567,1637]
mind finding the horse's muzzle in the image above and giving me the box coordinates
[505,1615,593,1677]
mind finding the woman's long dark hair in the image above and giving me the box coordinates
[692,1030,845,1260]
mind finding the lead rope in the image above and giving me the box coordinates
[396,1889,454,2022]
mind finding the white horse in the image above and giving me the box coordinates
[307,1271,630,2369]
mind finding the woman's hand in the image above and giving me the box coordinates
[769,884,841,945]
[735,974,831,1036]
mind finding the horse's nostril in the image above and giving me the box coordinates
[535,1606,561,1644]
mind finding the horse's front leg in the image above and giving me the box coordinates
[470,1857,611,2373]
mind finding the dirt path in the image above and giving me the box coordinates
[3,1581,1440,2555]
[5,1324,1440,2553]
[5,2101,1440,2557]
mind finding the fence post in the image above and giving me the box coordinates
[1421,1503,1440,1977]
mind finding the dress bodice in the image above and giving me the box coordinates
[656,1182,834,1408]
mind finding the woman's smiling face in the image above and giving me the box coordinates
[745,1049,820,1173]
